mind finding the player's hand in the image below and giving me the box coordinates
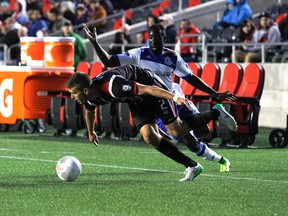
[82,23,97,44]
[176,97,192,110]
[213,91,237,101]
[88,131,99,147]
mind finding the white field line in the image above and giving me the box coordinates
[0,155,288,184]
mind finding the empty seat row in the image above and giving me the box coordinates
[178,62,265,147]
[76,61,105,78]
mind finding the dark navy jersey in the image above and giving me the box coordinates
[84,65,168,111]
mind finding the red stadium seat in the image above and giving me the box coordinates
[160,0,171,9]
[275,13,287,24]
[179,62,202,97]
[125,9,133,19]
[205,63,243,142]
[172,73,180,83]
[90,62,105,78]
[76,61,91,75]
[217,63,265,147]
[192,63,221,140]
[193,62,221,98]
[152,7,163,17]
[218,63,243,94]
[113,18,123,30]
[189,0,200,7]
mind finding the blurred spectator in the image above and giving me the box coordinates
[234,0,252,26]
[159,14,177,50]
[272,13,288,62]
[0,16,21,62]
[143,14,160,44]
[278,15,288,41]
[60,1,76,25]
[50,0,61,11]
[108,24,132,55]
[12,0,29,26]
[234,19,255,43]
[18,25,28,37]
[0,1,9,21]
[61,20,87,68]
[74,3,88,26]
[27,7,49,37]
[47,8,69,34]
[100,0,114,15]
[215,0,236,28]
[234,19,255,62]
[26,0,42,11]
[236,12,281,63]
[177,19,201,62]
[135,32,145,45]
[88,0,107,34]
[215,0,252,29]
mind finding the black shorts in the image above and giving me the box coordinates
[128,97,178,131]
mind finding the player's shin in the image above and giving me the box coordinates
[194,142,222,162]
[183,132,222,163]
[156,138,197,168]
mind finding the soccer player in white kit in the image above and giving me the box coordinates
[83,23,237,173]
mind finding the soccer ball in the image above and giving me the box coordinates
[56,156,82,181]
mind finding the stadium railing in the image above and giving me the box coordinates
[2,39,286,66]
[91,40,286,64]
[0,44,8,65]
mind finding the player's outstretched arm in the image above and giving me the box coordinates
[136,83,192,110]
[82,24,118,67]
[185,75,236,101]
[85,109,99,146]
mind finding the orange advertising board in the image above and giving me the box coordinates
[0,66,74,124]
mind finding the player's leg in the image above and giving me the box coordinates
[130,100,202,181]
[157,118,183,142]
[139,123,203,181]
[194,140,230,172]
[177,102,210,140]
[172,83,211,139]
[181,104,237,132]
[178,103,231,172]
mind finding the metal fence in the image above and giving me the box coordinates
[2,39,288,66]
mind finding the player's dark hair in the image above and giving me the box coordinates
[148,24,165,35]
[66,72,91,91]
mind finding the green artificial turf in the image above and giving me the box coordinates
[0,127,287,216]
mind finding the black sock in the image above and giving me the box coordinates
[183,110,219,131]
[156,138,197,168]
[183,133,199,152]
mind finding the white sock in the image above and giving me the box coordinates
[194,142,222,163]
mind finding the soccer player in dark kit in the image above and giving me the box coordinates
[66,64,237,181]
[82,23,237,173]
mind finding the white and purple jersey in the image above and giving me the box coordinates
[114,47,194,91]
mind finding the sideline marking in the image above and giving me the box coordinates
[0,155,288,184]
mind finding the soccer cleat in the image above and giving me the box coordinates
[212,104,237,131]
[219,157,230,172]
[179,163,203,182]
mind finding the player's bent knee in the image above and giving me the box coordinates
[194,125,210,139]
[141,133,161,147]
